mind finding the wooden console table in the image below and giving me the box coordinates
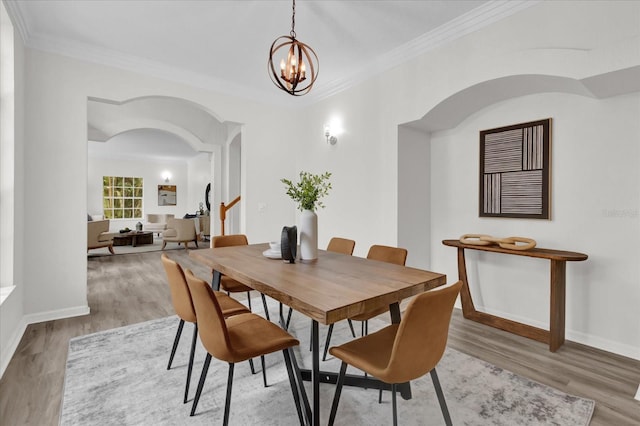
[442,239,587,352]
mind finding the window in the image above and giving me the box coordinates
[1,1,15,295]
[103,176,143,219]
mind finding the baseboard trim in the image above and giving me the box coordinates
[0,316,27,379]
[454,303,640,361]
[23,305,90,326]
[0,305,90,379]
[635,384,640,401]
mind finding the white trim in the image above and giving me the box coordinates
[0,304,90,378]
[635,384,640,401]
[2,0,29,44]
[0,315,26,379]
[454,304,640,361]
[23,305,90,326]
[0,285,15,305]
[5,0,539,107]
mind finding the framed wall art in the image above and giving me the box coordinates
[479,118,551,219]
[158,185,177,206]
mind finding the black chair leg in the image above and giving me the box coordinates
[167,319,185,369]
[246,292,252,311]
[223,363,235,426]
[285,307,293,329]
[322,324,334,361]
[347,319,356,338]
[392,383,398,426]
[328,362,348,426]
[184,323,198,403]
[379,389,383,403]
[261,355,268,387]
[282,349,304,426]
[288,347,312,424]
[309,321,313,351]
[430,368,452,426]
[249,358,256,374]
[190,353,212,416]
[260,294,270,321]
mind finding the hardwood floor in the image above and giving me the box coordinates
[1,249,639,425]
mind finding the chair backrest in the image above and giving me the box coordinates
[166,218,197,239]
[326,237,356,255]
[384,281,462,383]
[87,220,109,244]
[161,254,197,323]
[366,245,407,266]
[213,234,248,248]
[184,269,235,362]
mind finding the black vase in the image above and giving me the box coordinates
[281,226,297,263]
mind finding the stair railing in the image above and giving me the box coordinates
[219,195,241,236]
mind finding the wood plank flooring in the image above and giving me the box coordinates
[0,249,638,425]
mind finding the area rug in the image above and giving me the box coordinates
[60,302,594,425]
[88,237,210,257]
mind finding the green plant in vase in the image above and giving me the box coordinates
[281,171,332,212]
[281,171,332,261]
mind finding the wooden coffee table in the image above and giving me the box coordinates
[113,231,154,247]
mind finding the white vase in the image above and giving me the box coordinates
[299,209,318,261]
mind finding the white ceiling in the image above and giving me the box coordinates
[6,0,536,160]
[6,0,539,105]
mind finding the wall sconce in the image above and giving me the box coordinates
[324,125,337,145]
[162,171,171,183]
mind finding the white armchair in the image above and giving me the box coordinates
[88,220,114,254]
[162,218,198,250]
[144,213,174,236]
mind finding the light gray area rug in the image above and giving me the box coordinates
[88,237,209,257]
[61,301,594,425]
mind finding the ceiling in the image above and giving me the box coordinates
[4,0,541,106]
[6,0,536,160]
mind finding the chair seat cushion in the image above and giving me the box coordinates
[214,291,250,317]
[329,324,399,382]
[163,229,177,238]
[223,313,299,362]
[220,276,252,293]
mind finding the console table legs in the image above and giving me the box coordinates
[456,247,566,352]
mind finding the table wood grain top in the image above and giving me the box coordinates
[190,243,447,324]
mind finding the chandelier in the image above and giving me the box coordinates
[268,0,318,96]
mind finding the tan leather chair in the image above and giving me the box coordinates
[162,218,198,250]
[328,281,463,426]
[212,234,271,321]
[161,253,249,404]
[326,237,356,255]
[87,219,114,254]
[185,270,304,424]
[323,245,407,360]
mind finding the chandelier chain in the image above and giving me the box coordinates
[290,0,296,38]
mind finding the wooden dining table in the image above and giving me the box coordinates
[190,243,447,426]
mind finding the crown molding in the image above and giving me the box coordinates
[2,0,30,44]
[10,0,539,107]
[309,0,540,103]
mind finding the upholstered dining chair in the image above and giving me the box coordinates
[212,234,271,321]
[161,253,250,404]
[328,280,463,426]
[185,270,304,425]
[282,237,357,352]
[322,244,407,361]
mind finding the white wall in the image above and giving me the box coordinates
[3,0,638,378]
[0,0,25,378]
[291,1,640,358]
[87,156,189,231]
[21,47,295,321]
[429,92,640,359]
[187,152,211,216]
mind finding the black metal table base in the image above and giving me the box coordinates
[298,370,412,400]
